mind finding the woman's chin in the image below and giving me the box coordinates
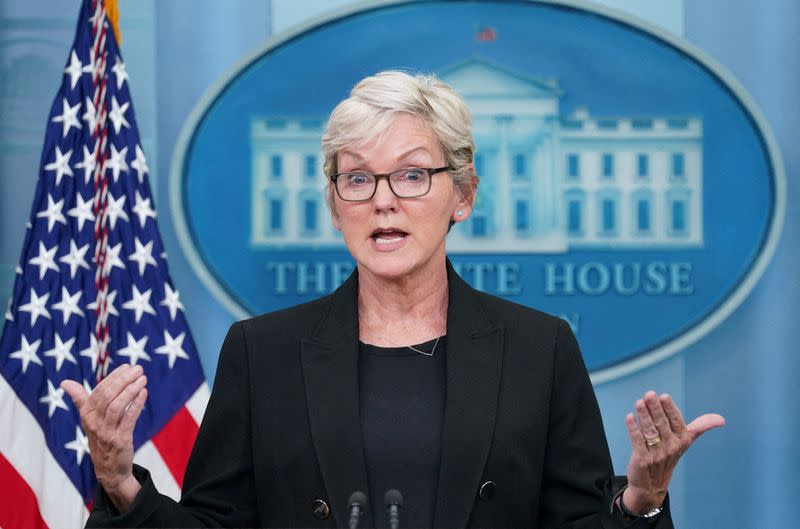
[358,252,443,283]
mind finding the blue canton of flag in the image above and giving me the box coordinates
[0,2,208,528]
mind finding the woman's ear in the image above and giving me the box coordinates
[452,173,478,223]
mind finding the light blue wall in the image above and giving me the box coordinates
[1,1,797,527]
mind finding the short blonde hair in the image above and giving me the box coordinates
[322,70,478,212]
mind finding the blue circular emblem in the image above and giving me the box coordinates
[170,0,785,382]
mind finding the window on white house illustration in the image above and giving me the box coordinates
[269,198,283,232]
[515,200,529,232]
[567,153,579,179]
[303,199,317,233]
[513,154,526,179]
[472,214,487,237]
[637,199,651,232]
[671,200,687,234]
[568,199,582,235]
[602,153,614,178]
[305,155,317,179]
[672,153,685,179]
[270,155,283,180]
[637,154,649,179]
[601,198,616,233]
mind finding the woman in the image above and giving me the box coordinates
[62,71,724,528]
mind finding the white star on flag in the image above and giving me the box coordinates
[105,144,129,183]
[122,285,156,323]
[39,380,69,418]
[64,50,85,90]
[28,241,60,280]
[100,242,127,275]
[129,238,157,276]
[105,192,130,229]
[82,96,99,133]
[36,194,68,232]
[4,299,13,321]
[43,146,74,186]
[131,144,149,183]
[67,193,95,231]
[160,282,184,321]
[44,334,78,372]
[155,330,189,369]
[59,240,91,279]
[79,334,100,372]
[18,289,51,325]
[64,426,91,465]
[51,286,85,325]
[9,336,43,374]
[74,142,98,184]
[117,332,151,366]
[108,95,130,133]
[51,97,82,137]
[111,56,128,89]
[132,190,157,227]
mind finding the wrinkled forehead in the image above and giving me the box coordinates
[333,111,443,165]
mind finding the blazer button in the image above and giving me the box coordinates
[478,481,496,501]
[312,499,331,519]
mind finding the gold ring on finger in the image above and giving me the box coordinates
[644,435,662,447]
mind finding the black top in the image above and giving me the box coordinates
[359,336,447,529]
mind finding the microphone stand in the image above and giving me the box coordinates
[384,489,404,529]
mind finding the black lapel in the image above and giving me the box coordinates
[301,270,373,528]
[433,261,505,529]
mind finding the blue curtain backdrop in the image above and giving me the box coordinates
[1,1,797,527]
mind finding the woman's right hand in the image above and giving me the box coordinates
[61,364,149,513]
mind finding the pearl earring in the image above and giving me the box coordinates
[456,210,463,217]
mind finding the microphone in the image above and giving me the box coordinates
[384,489,403,529]
[348,491,368,529]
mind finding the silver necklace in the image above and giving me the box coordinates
[364,319,447,356]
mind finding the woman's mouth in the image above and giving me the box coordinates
[371,228,408,246]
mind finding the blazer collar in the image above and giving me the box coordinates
[301,260,504,529]
[435,260,504,528]
[301,270,369,528]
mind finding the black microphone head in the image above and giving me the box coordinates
[384,488,404,508]
[348,490,368,508]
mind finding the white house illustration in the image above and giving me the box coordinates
[250,58,703,252]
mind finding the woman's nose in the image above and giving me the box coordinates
[372,177,398,209]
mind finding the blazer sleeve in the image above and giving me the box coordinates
[86,321,259,528]
[537,318,674,529]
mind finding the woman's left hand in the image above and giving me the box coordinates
[622,391,725,514]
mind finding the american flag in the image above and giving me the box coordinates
[0,1,209,528]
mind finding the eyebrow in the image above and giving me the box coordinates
[339,146,432,168]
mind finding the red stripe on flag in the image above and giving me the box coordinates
[0,452,49,529]
[151,406,199,488]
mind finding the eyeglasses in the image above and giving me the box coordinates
[330,166,452,202]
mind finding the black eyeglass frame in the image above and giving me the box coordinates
[329,166,453,202]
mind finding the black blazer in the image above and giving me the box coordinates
[89,262,673,529]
